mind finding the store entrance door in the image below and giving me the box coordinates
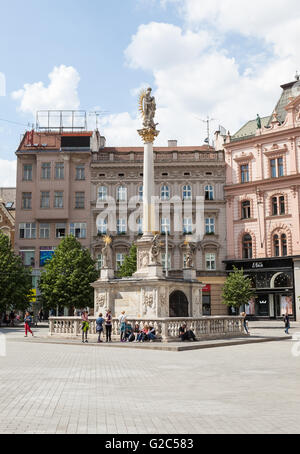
[255,294,269,316]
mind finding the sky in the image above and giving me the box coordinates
[1,0,300,186]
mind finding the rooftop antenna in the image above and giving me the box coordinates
[195,116,216,149]
[88,111,109,130]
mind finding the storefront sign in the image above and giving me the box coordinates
[202,285,211,293]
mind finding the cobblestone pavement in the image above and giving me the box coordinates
[0,323,300,434]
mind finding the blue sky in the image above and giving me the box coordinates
[1,0,300,185]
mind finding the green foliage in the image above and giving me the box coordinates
[222,266,255,309]
[39,236,98,311]
[117,244,137,278]
[0,232,33,314]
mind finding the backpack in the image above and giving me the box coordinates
[128,333,135,343]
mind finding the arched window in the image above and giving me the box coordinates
[242,234,252,259]
[98,186,107,202]
[117,186,127,202]
[138,185,143,201]
[205,185,214,201]
[183,185,192,201]
[241,200,251,219]
[273,232,288,257]
[161,185,170,201]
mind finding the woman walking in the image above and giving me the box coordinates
[105,310,112,343]
[24,312,34,337]
[241,312,250,335]
[283,313,290,335]
[81,311,89,343]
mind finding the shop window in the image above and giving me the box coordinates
[274,273,292,288]
[242,234,253,259]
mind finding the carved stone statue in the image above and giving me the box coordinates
[101,236,113,269]
[185,242,195,269]
[139,88,157,130]
[150,234,161,265]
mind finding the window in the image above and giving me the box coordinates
[41,192,50,209]
[55,163,64,180]
[56,224,66,239]
[117,186,127,202]
[98,218,107,235]
[183,218,193,234]
[98,186,107,202]
[116,253,125,270]
[137,217,143,235]
[242,234,253,259]
[242,201,251,219]
[272,196,285,216]
[161,218,170,235]
[97,254,103,270]
[205,218,215,234]
[138,185,143,201]
[161,185,170,201]
[19,223,36,239]
[183,185,192,201]
[270,158,284,178]
[22,193,32,210]
[23,164,32,181]
[206,253,216,271]
[76,165,85,180]
[40,223,50,239]
[41,163,51,180]
[20,250,35,267]
[240,164,249,183]
[70,223,87,239]
[54,192,64,209]
[117,218,126,235]
[75,192,85,209]
[274,233,288,257]
[205,185,214,201]
[162,252,171,271]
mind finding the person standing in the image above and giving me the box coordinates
[241,312,250,335]
[9,311,15,327]
[283,313,290,335]
[81,311,89,343]
[119,311,127,342]
[96,313,105,343]
[105,310,113,343]
[24,312,34,337]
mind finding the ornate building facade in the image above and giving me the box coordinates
[0,187,16,245]
[223,77,300,320]
[90,141,228,316]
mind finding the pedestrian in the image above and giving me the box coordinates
[283,313,290,335]
[105,310,113,343]
[148,324,157,342]
[119,311,127,342]
[241,312,250,335]
[81,311,89,343]
[96,313,105,343]
[9,311,15,327]
[179,323,197,342]
[24,312,34,337]
[38,309,44,323]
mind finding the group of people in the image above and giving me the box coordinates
[1,312,18,327]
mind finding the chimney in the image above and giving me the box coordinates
[168,140,178,148]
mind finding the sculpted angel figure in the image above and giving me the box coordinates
[139,87,157,130]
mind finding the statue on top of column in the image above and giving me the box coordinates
[101,235,113,269]
[139,88,157,130]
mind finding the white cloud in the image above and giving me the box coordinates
[12,65,80,116]
[0,160,16,187]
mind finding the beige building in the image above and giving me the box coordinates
[91,141,228,316]
[0,187,16,245]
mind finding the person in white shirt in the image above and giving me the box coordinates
[119,311,127,342]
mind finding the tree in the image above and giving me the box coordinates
[0,232,33,315]
[39,236,98,312]
[222,266,255,312]
[118,244,137,278]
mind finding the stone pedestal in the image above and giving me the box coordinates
[183,268,197,281]
[100,268,115,281]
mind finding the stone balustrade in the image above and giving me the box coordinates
[49,316,245,342]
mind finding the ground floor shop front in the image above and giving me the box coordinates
[225,257,297,320]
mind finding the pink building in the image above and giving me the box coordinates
[223,77,300,320]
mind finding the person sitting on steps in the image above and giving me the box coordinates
[179,323,197,342]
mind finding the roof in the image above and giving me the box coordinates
[102,145,215,153]
[231,78,300,143]
[232,116,270,141]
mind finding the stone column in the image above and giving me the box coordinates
[143,141,155,236]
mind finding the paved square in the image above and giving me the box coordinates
[0,325,300,434]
